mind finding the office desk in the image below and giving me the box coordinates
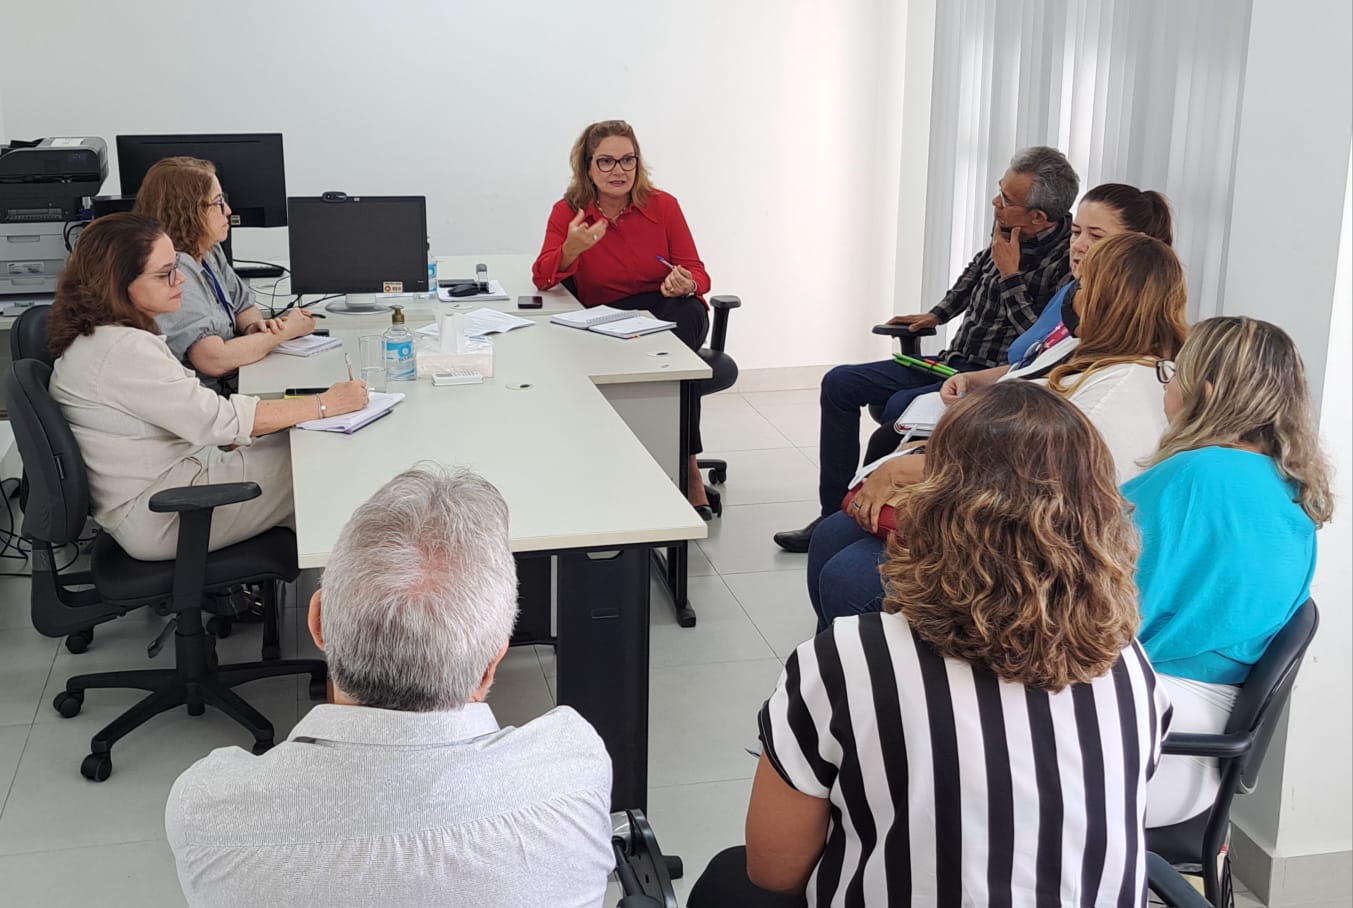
[241,317,709,810]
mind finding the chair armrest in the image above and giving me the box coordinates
[872,323,937,339]
[1146,853,1212,907]
[709,294,742,310]
[149,482,262,513]
[707,296,741,353]
[1161,731,1253,759]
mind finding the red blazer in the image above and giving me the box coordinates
[532,190,710,308]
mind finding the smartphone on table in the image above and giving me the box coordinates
[517,295,543,309]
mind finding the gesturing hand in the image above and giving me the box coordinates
[992,226,1022,277]
[562,209,607,260]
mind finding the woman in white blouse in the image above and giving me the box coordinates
[46,213,367,561]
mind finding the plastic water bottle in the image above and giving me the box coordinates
[383,305,416,382]
[427,253,438,297]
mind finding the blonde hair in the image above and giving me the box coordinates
[131,156,218,258]
[881,381,1141,692]
[1150,316,1333,525]
[1049,232,1189,396]
[563,120,654,211]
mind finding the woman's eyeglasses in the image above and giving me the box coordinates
[592,154,638,173]
[1155,359,1177,384]
[203,192,229,215]
[140,264,185,287]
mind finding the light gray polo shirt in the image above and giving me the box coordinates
[165,703,614,908]
[156,245,255,378]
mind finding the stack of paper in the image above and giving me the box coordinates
[296,392,405,434]
[415,308,533,339]
[276,334,343,357]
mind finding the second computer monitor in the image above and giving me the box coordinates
[116,133,287,228]
[287,195,429,295]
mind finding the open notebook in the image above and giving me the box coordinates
[295,391,405,434]
[549,305,675,338]
[891,391,947,442]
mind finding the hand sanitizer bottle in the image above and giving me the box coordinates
[383,305,416,382]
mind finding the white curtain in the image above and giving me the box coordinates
[921,0,1252,322]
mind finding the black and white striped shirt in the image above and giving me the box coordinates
[759,611,1171,907]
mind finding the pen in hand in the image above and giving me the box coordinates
[345,353,355,382]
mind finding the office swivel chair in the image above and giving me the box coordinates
[613,808,682,908]
[695,295,741,517]
[1146,599,1320,908]
[862,321,939,462]
[6,359,327,781]
[9,303,53,366]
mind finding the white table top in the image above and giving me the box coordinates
[241,317,711,567]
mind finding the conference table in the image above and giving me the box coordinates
[240,255,711,810]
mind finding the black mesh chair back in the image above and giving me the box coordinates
[1147,599,1319,906]
[5,359,89,546]
[9,304,54,366]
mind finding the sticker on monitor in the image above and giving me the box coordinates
[382,281,404,293]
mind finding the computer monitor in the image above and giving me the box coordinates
[286,195,429,295]
[115,133,287,228]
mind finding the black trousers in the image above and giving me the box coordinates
[687,846,810,908]
[609,292,710,455]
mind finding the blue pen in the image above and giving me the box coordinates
[656,255,677,270]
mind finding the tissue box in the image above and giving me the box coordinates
[415,337,494,377]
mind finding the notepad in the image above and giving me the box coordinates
[891,391,947,441]
[550,305,676,338]
[275,335,343,357]
[416,308,533,338]
[296,392,405,434]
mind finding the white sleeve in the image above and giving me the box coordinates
[1061,365,1168,483]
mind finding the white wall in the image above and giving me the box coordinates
[1222,0,1353,882]
[0,0,915,372]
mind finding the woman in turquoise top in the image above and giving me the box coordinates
[1124,316,1333,828]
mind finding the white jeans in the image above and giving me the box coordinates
[1146,674,1240,828]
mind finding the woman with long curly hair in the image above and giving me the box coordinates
[1126,316,1332,828]
[690,381,1171,907]
[133,156,316,394]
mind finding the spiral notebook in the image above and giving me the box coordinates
[549,305,675,338]
[296,392,405,434]
[275,335,343,357]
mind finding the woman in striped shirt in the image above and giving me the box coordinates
[690,381,1172,907]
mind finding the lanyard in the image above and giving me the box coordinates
[200,261,234,319]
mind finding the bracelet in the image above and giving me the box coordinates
[316,393,327,418]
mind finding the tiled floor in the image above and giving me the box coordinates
[0,390,1267,906]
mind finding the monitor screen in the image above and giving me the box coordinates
[287,195,429,294]
[116,133,287,228]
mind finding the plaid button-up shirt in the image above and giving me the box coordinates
[931,217,1073,368]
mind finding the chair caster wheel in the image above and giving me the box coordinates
[309,677,328,701]
[65,629,94,654]
[53,690,84,718]
[80,753,112,782]
[206,616,232,639]
[261,644,281,661]
[709,468,727,485]
[665,855,685,879]
[252,739,274,756]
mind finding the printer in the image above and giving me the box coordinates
[0,137,107,297]
[0,136,108,222]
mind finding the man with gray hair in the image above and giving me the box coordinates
[165,466,615,907]
[775,146,1079,552]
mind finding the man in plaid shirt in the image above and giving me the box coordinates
[774,147,1078,552]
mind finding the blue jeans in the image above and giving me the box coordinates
[806,510,889,633]
[817,356,975,515]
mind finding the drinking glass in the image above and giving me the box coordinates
[358,335,387,392]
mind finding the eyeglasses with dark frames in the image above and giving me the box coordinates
[139,264,185,287]
[1155,359,1177,385]
[592,154,638,173]
[204,192,230,215]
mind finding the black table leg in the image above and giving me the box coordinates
[511,554,553,647]
[555,547,651,812]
